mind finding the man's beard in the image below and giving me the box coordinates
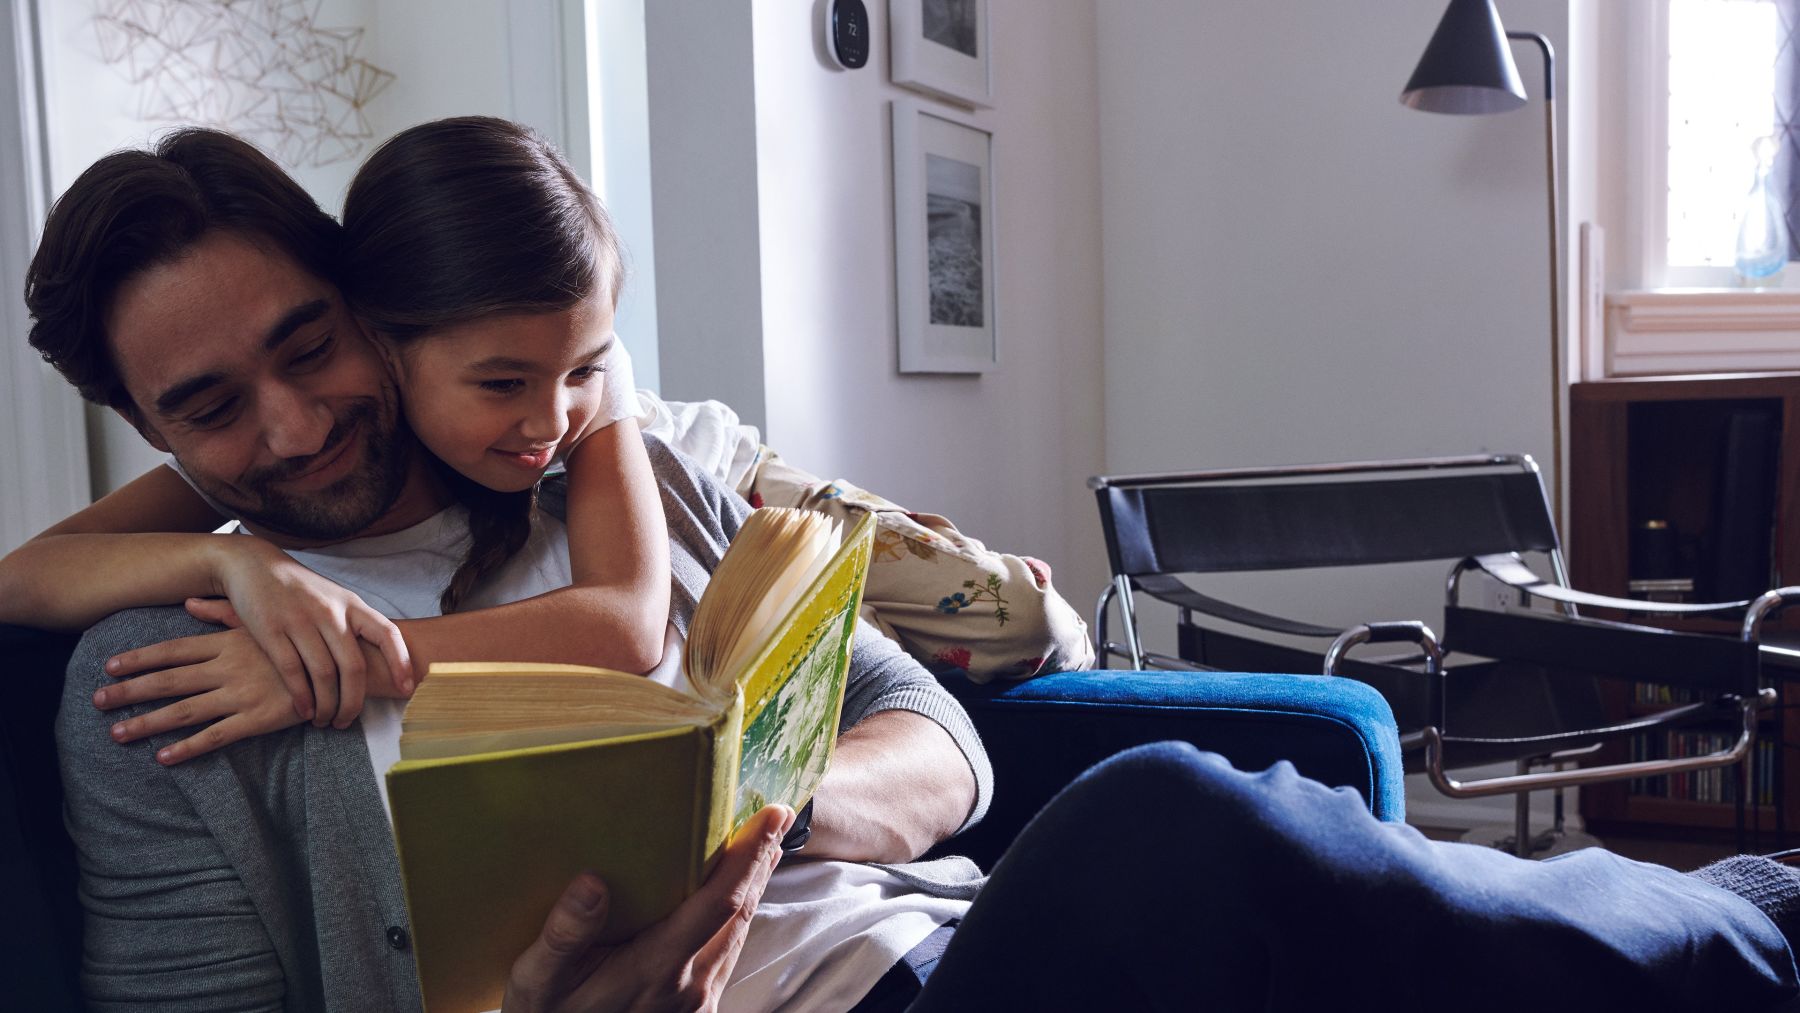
[186,395,413,543]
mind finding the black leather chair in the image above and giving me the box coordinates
[1091,454,1800,856]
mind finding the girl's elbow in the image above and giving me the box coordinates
[624,619,670,675]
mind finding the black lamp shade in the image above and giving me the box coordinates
[1401,0,1527,114]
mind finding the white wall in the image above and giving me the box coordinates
[1097,0,1569,638]
[588,0,661,391]
[642,1,767,426]
[368,0,511,138]
[749,0,1110,610]
[1095,0,1573,828]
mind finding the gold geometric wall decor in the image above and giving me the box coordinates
[92,0,394,167]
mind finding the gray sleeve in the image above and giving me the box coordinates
[56,607,287,1010]
[838,618,994,834]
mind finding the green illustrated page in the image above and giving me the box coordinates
[732,515,874,827]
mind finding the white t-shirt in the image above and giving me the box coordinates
[280,506,967,1012]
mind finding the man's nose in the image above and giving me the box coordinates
[262,386,334,460]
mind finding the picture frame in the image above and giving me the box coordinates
[888,0,992,109]
[892,100,996,374]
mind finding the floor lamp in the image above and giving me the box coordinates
[1403,0,1584,859]
[1401,0,1563,537]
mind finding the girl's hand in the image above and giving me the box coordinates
[204,538,412,727]
[93,627,326,764]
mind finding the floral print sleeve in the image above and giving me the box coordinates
[741,449,1095,683]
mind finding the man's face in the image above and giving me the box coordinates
[107,231,412,544]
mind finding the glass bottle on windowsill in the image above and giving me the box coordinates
[1734,134,1789,288]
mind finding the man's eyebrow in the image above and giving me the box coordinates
[262,299,331,352]
[153,372,228,416]
[152,299,331,415]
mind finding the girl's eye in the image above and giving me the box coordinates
[479,379,525,394]
[569,363,606,382]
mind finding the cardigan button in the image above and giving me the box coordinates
[387,926,410,951]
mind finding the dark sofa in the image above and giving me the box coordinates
[2,623,1404,1007]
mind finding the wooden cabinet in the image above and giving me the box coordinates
[1571,372,1800,840]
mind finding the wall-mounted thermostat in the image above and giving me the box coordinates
[825,0,870,69]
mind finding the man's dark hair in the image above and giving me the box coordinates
[24,128,341,410]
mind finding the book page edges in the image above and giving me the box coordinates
[389,721,703,774]
[738,513,877,722]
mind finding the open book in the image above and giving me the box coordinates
[385,508,876,1013]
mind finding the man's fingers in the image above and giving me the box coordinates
[666,805,792,960]
[507,871,613,1008]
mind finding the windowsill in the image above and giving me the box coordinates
[1603,288,1800,377]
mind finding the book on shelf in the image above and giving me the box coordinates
[385,507,876,1013]
[1625,728,1775,807]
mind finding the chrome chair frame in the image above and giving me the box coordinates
[1091,453,1800,854]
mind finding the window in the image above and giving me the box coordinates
[1619,0,1800,287]
[1598,0,1800,378]
[1663,0,1789,279]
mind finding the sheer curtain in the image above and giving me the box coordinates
[0,0,89,554]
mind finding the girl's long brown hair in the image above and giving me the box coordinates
[340,117,624,612]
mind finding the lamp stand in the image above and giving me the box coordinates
[1509,30,1562,535]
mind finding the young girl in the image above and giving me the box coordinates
[333,118,1092,688]
[1,120,671,763]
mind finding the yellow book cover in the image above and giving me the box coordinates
[386,510,875,1013]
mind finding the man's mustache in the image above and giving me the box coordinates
[242,400,378,488]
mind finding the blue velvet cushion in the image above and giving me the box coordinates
[936,669,1404,870]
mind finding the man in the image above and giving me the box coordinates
[25,130,987,1010]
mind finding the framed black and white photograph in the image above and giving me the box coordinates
[889,0,992,108]
[893,100,996,374]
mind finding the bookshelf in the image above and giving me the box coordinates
[1570,372,1800,841]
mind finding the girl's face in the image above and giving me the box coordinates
[385,289,616,493]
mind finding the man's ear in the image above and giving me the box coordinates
[113,402,170,453]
